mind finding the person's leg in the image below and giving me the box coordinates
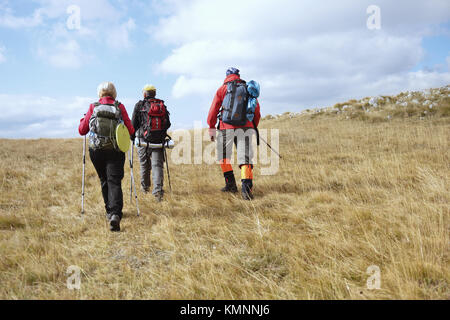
[137,146,151,193]
[151,148,164,201]
[220,158,237,193]
[89,149,110,216]
[240,164,254,200]
[236,128,255,200]
[217,129,237,192]
[105,150,125,230]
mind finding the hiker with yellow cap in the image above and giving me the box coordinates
[131,84,171,202]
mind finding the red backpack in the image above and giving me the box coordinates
[140,98,170,143]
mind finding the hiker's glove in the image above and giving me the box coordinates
[209,128,216,142]
[130,134,135,142]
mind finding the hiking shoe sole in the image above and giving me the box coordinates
[242,191,254,200]
[221,187,238,193]
[109,216,120,232]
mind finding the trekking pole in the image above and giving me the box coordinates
[260,136,282,159]
[129,148,133,204]
[81,135,86,214]
[163,145,172,192]
[129,143,140,216]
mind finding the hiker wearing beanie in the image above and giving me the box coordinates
[207,68,261,200]
[78,82,135,232]
[131,85,171,202]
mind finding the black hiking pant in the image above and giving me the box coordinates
[89,148,125,219]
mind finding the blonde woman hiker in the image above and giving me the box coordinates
[78,82,135,232]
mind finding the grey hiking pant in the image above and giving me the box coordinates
[137,146,164,195]
[217,128,255,165]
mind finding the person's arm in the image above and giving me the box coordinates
[131,101,141,133]
[78,104,94,136]
[119,103,135,137]
[207,86,225,129]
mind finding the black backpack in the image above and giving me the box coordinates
[221,80,249,126]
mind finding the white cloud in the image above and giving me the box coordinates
[152,0,450,114]
[106,18,137,50]
[0,45,5,63]
[1,0,137,68]
[37,39,91,69]
[171,75,220,98]
[0,95,91,138]
[154,0,450,44]
[33,0,121,22]
[0,94,138,138]
[0,7,43,28]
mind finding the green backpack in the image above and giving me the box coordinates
[89,101,122,150]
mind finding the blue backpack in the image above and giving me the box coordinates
[246,80,260,122]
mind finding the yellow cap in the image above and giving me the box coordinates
[143,84,156,92]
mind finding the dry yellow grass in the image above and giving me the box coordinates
[0,100,449,299]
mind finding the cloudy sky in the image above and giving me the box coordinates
[0,0,449,138]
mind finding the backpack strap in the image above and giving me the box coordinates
[218,80,237,129]
[91,102,100,115]
[228,81,237,114]
[114,100,123,120]
[144,99,152,131]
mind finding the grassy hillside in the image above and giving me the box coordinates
[267,85,450,122]
[0,87,449,299]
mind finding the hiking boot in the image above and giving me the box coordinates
[241,179,254,200]
[221,171,238,193]
[109,214,121,232]
[141,186,149,194]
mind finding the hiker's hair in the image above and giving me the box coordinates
[144,90,156,98]
[97,82,117,100]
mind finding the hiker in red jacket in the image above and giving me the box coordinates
[78,82,135,232]
[207,67,261,200]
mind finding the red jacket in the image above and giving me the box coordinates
[207,74,261,130]
[78,97,135,136]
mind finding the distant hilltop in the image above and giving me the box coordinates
[264,85,450,122]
